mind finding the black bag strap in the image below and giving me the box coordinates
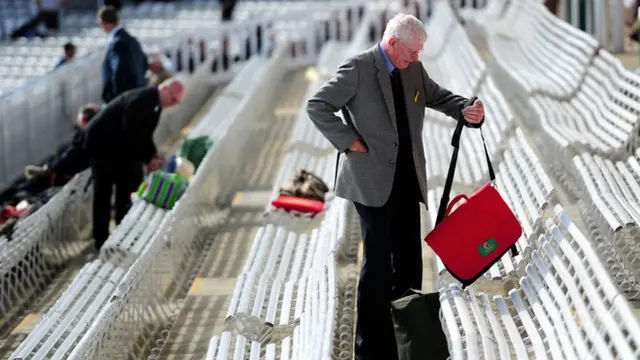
[434,97,517,257]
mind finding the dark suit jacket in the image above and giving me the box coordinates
[84,87,162,167]
[102,28,149,103]
[48,129,89,176]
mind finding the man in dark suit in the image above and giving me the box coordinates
[4,103,101,206]
[98,6,149,104]
[306,14,484,360]
[83,78,185,251]
[25,103,100,181]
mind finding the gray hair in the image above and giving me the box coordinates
[382,13,427,43]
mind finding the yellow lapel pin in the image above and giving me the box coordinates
[414,90,420,104]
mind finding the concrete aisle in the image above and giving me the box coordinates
[157,70,312,359]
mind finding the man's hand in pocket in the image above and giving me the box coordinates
[349,139,368,153]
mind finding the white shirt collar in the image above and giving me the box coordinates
[107,25,124,43]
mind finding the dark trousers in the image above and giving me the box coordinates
[353,165,423,360]
[91,161,143,250]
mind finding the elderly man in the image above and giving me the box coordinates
[83,78,185,251]
[306,14,484,360]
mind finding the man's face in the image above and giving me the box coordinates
[389,35,423,69]
[65,48,76,59]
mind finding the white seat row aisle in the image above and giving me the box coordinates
[7,2,379,358]
[572,150,640,298]
[439,206,640,360]
[421,2,553,287]
[0,170,93,333]
[8,40,292,360]
[0,7,298,333]
[0,10,261,343]
[208,198,353,360]
[468,0,640,301]
[205,8,384,359]
[265,8,382,232]
[420,1,640,357]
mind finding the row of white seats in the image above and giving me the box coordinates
[487,0,599,99]
[288,10,379,153]
[421,2,485,97]
[480,1,640,161]
[572,150,640,298]
[189,57,271,140]
[6,44,288,360]
[439,205,640,359]
[427,128,554,284]
[419,2,519,192]
[2,66,203,340]
[0,1,304,85]
[206,16,377,358]
[211,199,348,360]
[100,50,288,264]
[9,260,125,359]
[266,86,339,225]
[459,0,508,30]
[270,12,378,224]
[428,1,640,355]
[0,170,92,332]
[313,4,380,81]
[423,75,513,186]
[14,36,296,360]
[289,78,334,154]
[470,0,640,301]
[530,50,640,159]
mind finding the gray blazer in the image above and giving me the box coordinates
[306,45,476,208]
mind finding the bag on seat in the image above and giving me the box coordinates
[271,195,324,214]
[179,135,214,170]
[391,289,450,360]
[279,169,329,202]
[273,169,328,214]
[137,171,189,209]
[424,97,522,288]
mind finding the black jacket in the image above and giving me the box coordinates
[102,28,149,103]
[84,87,162,166]
[48,129,89,176]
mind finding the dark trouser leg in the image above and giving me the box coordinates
[91,165,113,251]
[114,163,144,224]
[353,201,397,360]
[389,195,423,301]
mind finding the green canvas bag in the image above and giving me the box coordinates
[137,171,189,210]
[179,135,214,169]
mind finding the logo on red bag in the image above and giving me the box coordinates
[478,238,497,257]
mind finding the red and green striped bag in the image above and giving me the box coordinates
[137,171,189,209]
